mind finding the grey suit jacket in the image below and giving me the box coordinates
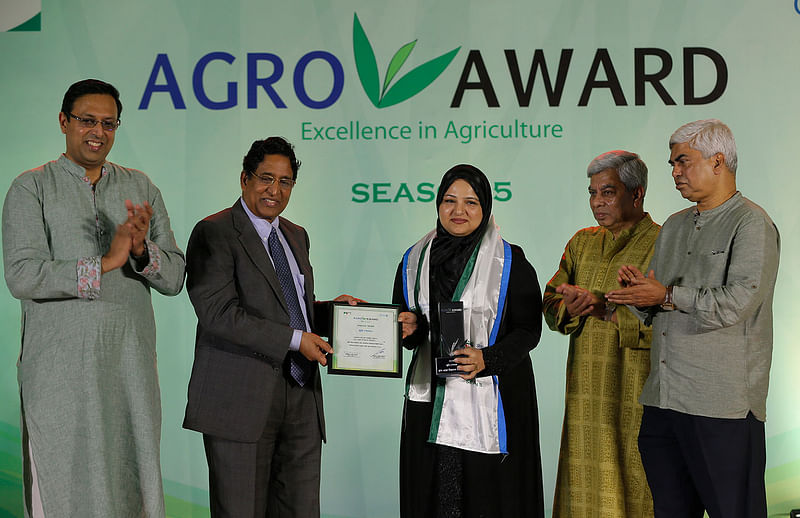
[183,199,325,442]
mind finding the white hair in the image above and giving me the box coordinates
[669,119,737,173]
[586,150,648,194]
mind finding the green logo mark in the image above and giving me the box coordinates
[353,13,460,108]
[0,0,41,31]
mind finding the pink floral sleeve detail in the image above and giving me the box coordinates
[139,239,161,276]
[77,256,101,299]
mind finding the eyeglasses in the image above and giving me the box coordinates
[252,173,296,190]
[67,113,121,132]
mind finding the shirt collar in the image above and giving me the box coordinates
[58,154,108,182]
[240,197,280,239]
[694,191,742,221]
[605,212,654,242]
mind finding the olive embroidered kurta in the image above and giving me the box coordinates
[2,155,185,517]
[543,214,659,518]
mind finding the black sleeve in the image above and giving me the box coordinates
[392,260,429,349]
[312,300,332,337]
[481,245,543,377]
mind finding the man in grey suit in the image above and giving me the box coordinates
[183,136,359,517]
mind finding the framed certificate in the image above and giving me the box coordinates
[327,302,402,378]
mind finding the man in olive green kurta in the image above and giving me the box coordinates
[2,80,185,517]
[543,151,659,518]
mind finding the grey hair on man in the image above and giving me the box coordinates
[669,119,738,173]
[587,150,648,194]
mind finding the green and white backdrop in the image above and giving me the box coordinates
[1,1,798,516]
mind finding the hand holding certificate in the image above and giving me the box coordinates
[328,302,402,377]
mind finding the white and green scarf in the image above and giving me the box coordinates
[401,217,512,454]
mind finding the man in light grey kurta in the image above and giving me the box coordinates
[607,119,779,518]
[2,79,185,517]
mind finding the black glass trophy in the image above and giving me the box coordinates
[436,301,464,377]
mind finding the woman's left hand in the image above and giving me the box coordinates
[454,346,485,380]
[398,311,418,339]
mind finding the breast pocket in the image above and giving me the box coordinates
[697,249,730,286]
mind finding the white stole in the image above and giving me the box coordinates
[402,217,511,454]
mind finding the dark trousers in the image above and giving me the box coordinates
[203,378,322,518]
[638,406,767,518]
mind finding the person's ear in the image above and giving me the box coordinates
[59,112,69,134]
[632,186,644,207]
[712,153,725,174]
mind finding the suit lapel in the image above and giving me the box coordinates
[231,200,289,314]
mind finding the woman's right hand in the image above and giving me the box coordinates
[398,311,418,339]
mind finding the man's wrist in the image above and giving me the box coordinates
[131,241,148,260]
[289,329,303,351]
[604,301,617,321]
[101,254,121,274]
[660,285,675,311]
[130,243,150,271]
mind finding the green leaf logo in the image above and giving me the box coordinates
[0,0,41,32]
[353,13,460,108]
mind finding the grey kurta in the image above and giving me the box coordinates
[635,192,779,421]
[2,155,185,517]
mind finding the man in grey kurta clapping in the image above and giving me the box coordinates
[2,79,185,518]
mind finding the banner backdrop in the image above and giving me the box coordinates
[1,1,799,516]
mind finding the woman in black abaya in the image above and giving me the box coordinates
[393,164,545,518]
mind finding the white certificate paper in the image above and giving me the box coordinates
[329,303,401,377]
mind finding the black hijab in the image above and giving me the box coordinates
[429,164,493,303]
